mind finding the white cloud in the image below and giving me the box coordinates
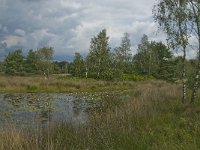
[15,29,26,36]
[2,35,26,48]
[2,26,8,33]
[2,0,195,60]
[60,0,82,9]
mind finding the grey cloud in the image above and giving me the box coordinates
[0,0,178,60]
[15,29,26,36]
[21,0,46,2]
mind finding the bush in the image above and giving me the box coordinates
[122,74,154,81]
[26,85,38,91]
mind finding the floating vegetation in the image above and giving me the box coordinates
[0,93,99,128]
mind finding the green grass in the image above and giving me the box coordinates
[1,79,200,149]
[0,75,136,93]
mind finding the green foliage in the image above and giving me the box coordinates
[53,61,69,74]
[113,32,132,74]
[122,74,154,81]
[72,52,85,77]
[153,0,200,103]
[3,47,54,76]
[0,61,3,73]
[26,84,38,91]
[133,36,174,80]
[153,0,189,50]
[185,59,197,89]
[149,41,174,80]
[86,29,113,80]
[133,34,150,74]
[25,49,39,74]
[4,50,25,75]
[36,47,54,75]
[0,28,194,84]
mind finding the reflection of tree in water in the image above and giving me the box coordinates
[72,97,84,117]
[2,93,55,125]
[0,93,96,127]
[73,107,80,117]
[37,109,52,124]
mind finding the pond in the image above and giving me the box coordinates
[0,93,98,128]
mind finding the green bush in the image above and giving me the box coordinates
[26,85,38,91]
[122,74,154,81]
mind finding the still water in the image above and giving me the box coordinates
[0,93,97,128]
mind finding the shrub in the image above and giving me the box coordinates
[26,85,38,91]
[122,74,154,81]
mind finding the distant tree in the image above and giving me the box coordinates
[4,50,25,75]
[133,38,174,80]
[133,34,150,74]
[0,61,4,73]
[149,41,174,80]
[53,61,69,74]
[86,29,112,80]
[36,47,54,77]
[114,32,132,73]
[72,52,85,77]
[25,49,39,74]
[112,47,124,77]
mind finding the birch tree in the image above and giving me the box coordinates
[73,52,84,77]
[133,34,150,74]
[36,47,54,77]
[114,32,132,73]
[188,0,200,103]
[86,29,111,79]
[153,0,189,103]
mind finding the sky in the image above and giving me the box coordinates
[0,0,179,61]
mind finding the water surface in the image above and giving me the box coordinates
[0,93,97,128]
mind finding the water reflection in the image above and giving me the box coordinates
[0,93,96,128]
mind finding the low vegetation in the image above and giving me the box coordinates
[1,1,200,149]
[1,80,200,150]
[0,75,153,93]
[0,75,141,93]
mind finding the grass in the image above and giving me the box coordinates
[1,79,200,149]
[0,75,136,93]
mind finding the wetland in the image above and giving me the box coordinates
[0,93,100,128]
[1,76,200,150]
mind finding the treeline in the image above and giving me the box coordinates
[0,29,196,82]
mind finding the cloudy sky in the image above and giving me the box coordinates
[0,0,168,60]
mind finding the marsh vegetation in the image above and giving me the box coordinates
[2,1,200,149]
[0,78,200,150]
